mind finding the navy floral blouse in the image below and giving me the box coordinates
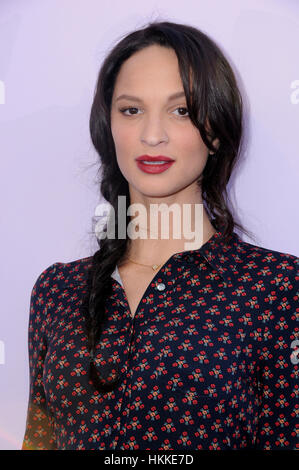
[22,229,298,450]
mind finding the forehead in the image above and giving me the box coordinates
[112,45,184,97]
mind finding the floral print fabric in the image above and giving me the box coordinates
[22,229,298,450]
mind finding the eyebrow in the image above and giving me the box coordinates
[114,91,186,103]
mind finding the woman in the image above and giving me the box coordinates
[22,21,298,450]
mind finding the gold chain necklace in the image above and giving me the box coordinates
[126,257,162,271]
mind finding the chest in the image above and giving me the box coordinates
[44,272,259,422]
[117,264,159,318]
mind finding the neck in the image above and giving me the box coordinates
[121,192,216,267]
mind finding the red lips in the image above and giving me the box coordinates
[135,155,175,162]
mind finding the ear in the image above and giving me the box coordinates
[209,137,220,155]
[204,118,220,154]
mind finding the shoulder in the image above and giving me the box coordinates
[32,256,93,294]
[29,257,94,328]
[231,236,298,342]
[231,233,298,281]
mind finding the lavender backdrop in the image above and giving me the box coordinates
[0,0,298,450]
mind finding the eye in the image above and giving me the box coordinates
[173,107,189,117]
[119,107,141,116]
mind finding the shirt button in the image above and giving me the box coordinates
[156,282,166,291]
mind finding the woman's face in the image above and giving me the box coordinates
[110,45,217,200]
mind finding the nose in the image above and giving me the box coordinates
[140,116,169,146]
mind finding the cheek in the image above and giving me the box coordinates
[111,123,135,159]
[111,125,135,176]
[175,128,208,166]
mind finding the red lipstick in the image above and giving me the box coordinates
[135,155,175,174]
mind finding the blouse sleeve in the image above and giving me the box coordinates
[22,263,61,450]
[255,257,299,450]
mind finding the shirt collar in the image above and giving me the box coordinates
[172,228,241,283]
